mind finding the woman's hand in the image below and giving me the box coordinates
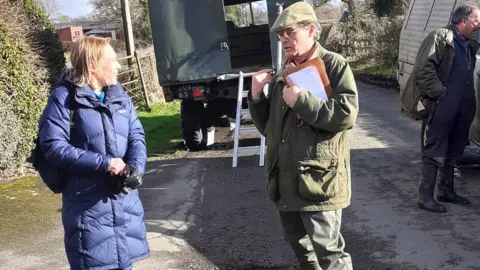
[108,158,127,175]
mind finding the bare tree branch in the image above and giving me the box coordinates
[89,0,152,48]
[34,0,60,20]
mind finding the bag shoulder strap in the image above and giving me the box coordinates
[66,85,77,137]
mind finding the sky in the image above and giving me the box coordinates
[329,0,342,8]
[57,0,269,18]
[58,0,92,18]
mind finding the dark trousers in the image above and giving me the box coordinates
[420,88,475,204]
[423,92,475,166]
[278,210,352,270]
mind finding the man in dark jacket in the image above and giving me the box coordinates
[411,5,480,213]
[248,2,358,269]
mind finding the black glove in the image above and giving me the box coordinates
[107,173,129,197]
[124,164,143,189]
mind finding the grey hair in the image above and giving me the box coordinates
[297,20,322,40]
[451,5,478,24]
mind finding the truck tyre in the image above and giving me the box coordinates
[181,99,207,151]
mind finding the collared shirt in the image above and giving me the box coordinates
[95,91,105,103]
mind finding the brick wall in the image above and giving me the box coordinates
[56,26,83,43]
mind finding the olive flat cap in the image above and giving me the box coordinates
[270,2,318,32]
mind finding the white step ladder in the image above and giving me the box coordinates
[232,71,267,168]
[230,1,284,168]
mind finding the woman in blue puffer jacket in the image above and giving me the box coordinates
[38,36,150,270]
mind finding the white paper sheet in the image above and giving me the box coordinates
[286,66,328,101]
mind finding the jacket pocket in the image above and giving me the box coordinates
[297,158,339,201]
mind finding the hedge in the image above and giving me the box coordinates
[0,0,65,180]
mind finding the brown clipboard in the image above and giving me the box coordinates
[283,57,333,98]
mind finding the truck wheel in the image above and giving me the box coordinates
[181,99,207,151]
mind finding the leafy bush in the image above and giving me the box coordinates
[374,17,403,69]
[371,0,410,17]
[0,0,65,180]
[324,16,403,70]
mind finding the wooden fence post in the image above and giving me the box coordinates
[135,51,151,109]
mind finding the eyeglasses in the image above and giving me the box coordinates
[276,27,301,40]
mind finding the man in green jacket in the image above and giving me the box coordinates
[248,2,358,269]
[401,5,480,213]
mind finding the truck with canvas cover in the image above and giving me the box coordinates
[397,0,480,150]
[147,0,347,151]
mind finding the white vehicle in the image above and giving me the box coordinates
[397,0,480,148]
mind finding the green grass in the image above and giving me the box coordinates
[348,58,396,78]
[363,66,396,77]
[137,101,183,156]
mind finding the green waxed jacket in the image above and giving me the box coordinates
[248,42,359,211]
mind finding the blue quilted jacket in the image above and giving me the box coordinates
[38,75,150,269]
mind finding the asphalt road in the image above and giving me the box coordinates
[3,82,480,269]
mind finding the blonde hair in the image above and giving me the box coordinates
[66,35,112,87]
